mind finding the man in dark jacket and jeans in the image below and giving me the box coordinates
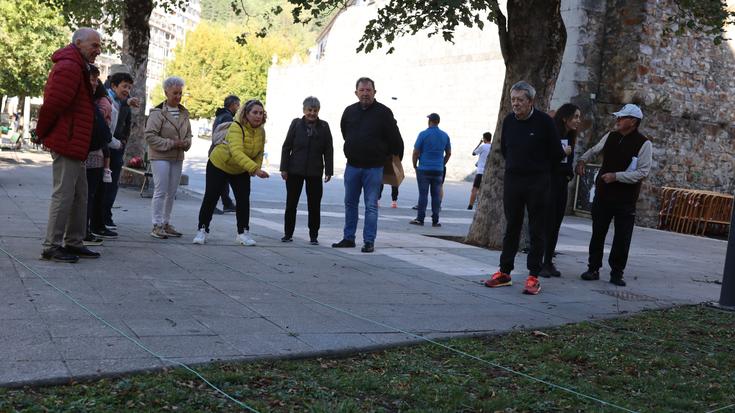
[332,77,403,253]
[37,28,103,262]
[483,81,565,295]
[210,95,240,213]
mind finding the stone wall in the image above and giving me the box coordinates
[569,0,735,226]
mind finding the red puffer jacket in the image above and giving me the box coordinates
[35,44,94,161]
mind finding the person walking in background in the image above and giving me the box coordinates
[378,185,399,208]
[37,28,102,262]
[210,95,240,214]
[539,103,580,278]
[193,99,270,246]
[410,113,451,227]
[483,81,565,295]
[332,77,404,253]
[145,76,192,239]
[468,132,492,210]
[101,68,134,232]
[577,104,652,287]
[279,96,334,245]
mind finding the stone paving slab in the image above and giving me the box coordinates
[0,150,728,388]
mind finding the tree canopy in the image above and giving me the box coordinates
[0,0,68,97]
[151,20,305,118]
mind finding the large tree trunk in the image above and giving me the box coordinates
[465,0,566,248]
[121,0,153,167]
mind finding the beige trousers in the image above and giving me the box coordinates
[43,152,87,249]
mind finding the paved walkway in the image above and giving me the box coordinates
[0,149,726,387]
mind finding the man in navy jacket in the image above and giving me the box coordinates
[484,81,565,295]
[332,77,403,253]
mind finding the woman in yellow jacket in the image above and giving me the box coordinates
[193,99,269,245]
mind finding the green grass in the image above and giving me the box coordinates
[2,305,735,412]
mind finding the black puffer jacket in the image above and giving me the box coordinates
[280,117,334,177]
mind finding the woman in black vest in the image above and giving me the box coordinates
[279,96,334,245]
[540,103,581,278]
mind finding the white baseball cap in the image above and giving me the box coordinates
[612,104,643,119]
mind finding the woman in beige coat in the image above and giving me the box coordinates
[145,76,192,239]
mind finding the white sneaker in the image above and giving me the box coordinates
[103,168,112,183]
[192,228,207,244]
[236,231,256,246]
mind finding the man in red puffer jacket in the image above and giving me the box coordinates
[37,28,103,263]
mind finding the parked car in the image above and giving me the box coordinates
[197,125,212,140]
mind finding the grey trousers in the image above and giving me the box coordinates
[43,153,88,250]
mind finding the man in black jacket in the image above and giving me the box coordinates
[483,81,565,295]
[210,95,240,213]
[332,77,403,253]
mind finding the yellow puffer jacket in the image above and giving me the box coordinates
[209,120,265,175]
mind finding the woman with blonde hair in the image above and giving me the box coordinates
[193,99,269,245]
[145,76,192,239]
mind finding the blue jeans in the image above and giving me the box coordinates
[416,170,442,223]
[343,165,382,243]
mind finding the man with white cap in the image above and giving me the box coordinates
[576,103,653,286]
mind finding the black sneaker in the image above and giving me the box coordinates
[105,220,117,230]
[332,239,356,248]
[223,204,236,213]
[580,269,600,281]
[213,207,224,215]
[83,234,104,246]
[412,205,419,210]
[92,228,118,239]
[409,219,424,226]
[281,236,293,242]
[361,243,374,253]
[432,222,441,227]
[539,263,561,278]
[62,245,100,259]
[310,238,319,245]
[467,205,473,210]
[40,248,79,263]
[610,277,627,287]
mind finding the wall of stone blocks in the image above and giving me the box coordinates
[572,0,735,227]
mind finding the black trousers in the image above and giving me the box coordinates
[543,174,569,265]
[499,173,549,275]
[198,161,251,234]
[379,184,399,201]
[219,183,234,208]
[102,146,123,224]
[284,175,323,239]
[86,167,105,232]
[588,200,636,277]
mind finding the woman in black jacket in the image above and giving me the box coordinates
[540,103,581,278]
[280,96,334,245]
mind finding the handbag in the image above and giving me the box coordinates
[382,155,404,186]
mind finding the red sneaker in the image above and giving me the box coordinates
[523,276,541,295]
[483,271,512,288]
